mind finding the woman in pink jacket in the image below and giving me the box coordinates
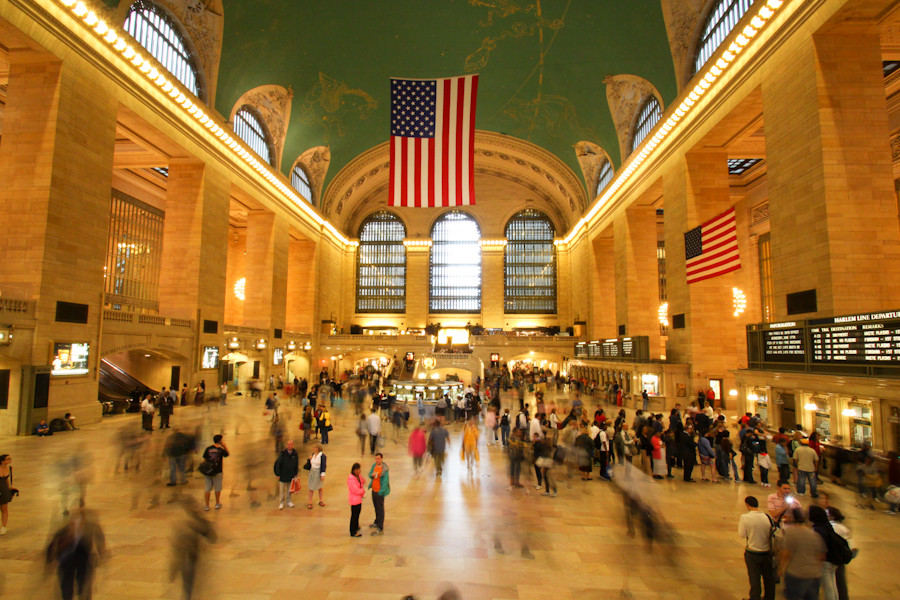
[408,424,427,477]
[347,463,366,537]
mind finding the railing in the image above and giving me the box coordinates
[104,293,158,312]
[327,334,430,342]
[0,298,35,319]
[471,334,573,344]
[103,309,194,329]
[223,324,270,336]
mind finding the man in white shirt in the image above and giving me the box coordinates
[141,394,155,431]
[529,414,543,442]
[794,440,819,498]
[738,495,775,600]
[366,410,381,455]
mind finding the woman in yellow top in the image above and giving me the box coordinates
[320,407,333,445]
[461,419,480,472]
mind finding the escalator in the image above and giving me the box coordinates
[99,359,157,413]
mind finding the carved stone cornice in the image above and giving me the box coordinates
[574,141,613,201]
[660,0,707,92]
[293,145,331,205]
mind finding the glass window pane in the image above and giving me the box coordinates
[504,209,556,314]
[631,96,661,153]
[430,212,481,313]
[234,107,273,166]
[693,0,754,74]
[291,164,313,203]
[356,212,406,313]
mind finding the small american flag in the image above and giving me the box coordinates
[684,207,741,284]
[389,75,478,207]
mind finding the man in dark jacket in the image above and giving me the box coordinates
[273,439,300,509]
[678,426,698,482]
[165,429,195,486]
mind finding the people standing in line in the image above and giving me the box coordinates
[0,454,15,535]
[306,444,327,509]
[408,423,427,476]
[46,506,106,600]
[678,425,698,482]
[366,409,381,455]
[650,429,666,480]
[347,463,366,537]
[739,495,776,600]
[273,439,300,510]
[779,508,825,600]
[698,429,719,483]
[795,440,820,498]
[201,434,229,511]
[141,393,156,431]
[429,420,451,479]
[776,438,792,483]
[367,453,390,536]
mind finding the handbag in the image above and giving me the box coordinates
[289,477,302,494]
[303,458,312,471]
[198,460,215,476]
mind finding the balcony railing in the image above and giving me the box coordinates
[103,309,193,329]
[0,298,36,319]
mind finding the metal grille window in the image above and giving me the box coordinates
[356,212,406,313]
[233,106,273,166]
[504,210,556,314]
[693,0,754,74]
[124,1,202,99]
[728,158,762,175]
[291,164,313,203]
[430,212,481,313]
[758,232,774,322]
[658,241,667,334]
[630,96,661,153]
[105,190,165,312]
[596,159,614,197]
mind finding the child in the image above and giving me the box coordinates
[757,451,771,487]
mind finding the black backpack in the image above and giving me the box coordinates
[825,529,853,565]
[500,414,509,427]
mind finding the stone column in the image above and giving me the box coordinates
[285,236,317,334]
[481,244,505,329]
[590,233,616,339]
[404,243,430,328]
[614,206,662,353]
[159,160,230,324]
[762,27,900,318]
[244,211,289,331]
[0,56,116,428]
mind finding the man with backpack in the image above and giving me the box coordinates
[739,495,776,600]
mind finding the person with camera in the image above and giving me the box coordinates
[769,480,797,525]
[0,454,18,535]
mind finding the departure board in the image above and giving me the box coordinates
[810,311,900,363]
[602,339,621,358]
[762,327,806,363]
[578,337,650,362]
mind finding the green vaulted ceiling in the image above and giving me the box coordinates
[216,0,678,195]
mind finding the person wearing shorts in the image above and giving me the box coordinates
[202,434,229,511]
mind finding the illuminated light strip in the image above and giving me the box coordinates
[562,0,788,245]
[49,0,352,246]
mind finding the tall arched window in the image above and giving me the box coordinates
[124,1,202,100]
[291,163,313,204]
[693,0,754,75]
[630,96,662,153]
[233,106,273,166]
[504,209,556,314]
[596,159,614,197]
[430,212,481,313]
[356,212,406,313]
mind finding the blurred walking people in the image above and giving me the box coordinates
[165,429,195,487]
[366,410,381,455]
[429,420,451,479]
[347,463,366,537]
[45,505,106,600]
[159,388,174,429]
[306,444,327,509]
[170,497,216,600]
[779,508,826,600]
[461,419,480,472]
[367,453,390,535]
[408,423,427,476]
[201,434,229,511]
[356,413,368,456]
[0,454,15,535]
[273,440,300,509]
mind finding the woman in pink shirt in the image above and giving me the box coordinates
[408,424,427,476]
[347,463,366,537]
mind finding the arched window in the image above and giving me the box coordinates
[124,1,202,100]
[630,96,662,153]
[596,159,614,197]
[356,212,406,313]
[291,163,313,203]
[504,209,556,314]
[233,106,273,166]
[430,212,481,313]
[693,0,754,75]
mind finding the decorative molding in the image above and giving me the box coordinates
[231,85,294,171]
[573,141,613,201]
[295,145,331,204]
[660,0,707,92]
[603,74,664,164]
[750,202,769,227]
[891,129,900,163]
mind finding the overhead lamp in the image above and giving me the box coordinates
[804,402,818,411]
[286,341,297,351]
[227,337,240,350]
[256,339,267,350]
[842,408,858,418]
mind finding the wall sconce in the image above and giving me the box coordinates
[234,277,246,301]
[303,342,311,351]
[841,408,858,417]
[256,339,267,350]
[804,402,818,411]
[732,287,747,317]
[286,341,297,351]
[227,337,240,350]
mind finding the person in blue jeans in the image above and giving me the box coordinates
[794,441,819,498]
[499,409,511,447]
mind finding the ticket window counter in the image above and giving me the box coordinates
[640,373,659,396]
[847,401,873,449]
[814,412,832,443]
[755,399,769,425]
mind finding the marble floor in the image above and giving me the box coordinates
[1,391,899,600]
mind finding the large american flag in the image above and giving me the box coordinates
[684,207,741,284]
[389,75,478,207]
